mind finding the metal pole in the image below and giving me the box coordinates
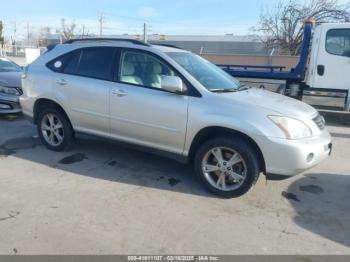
[26,22,30,43]
[99,14,105,37]
[143,23,147,43]
[268,48,275,66]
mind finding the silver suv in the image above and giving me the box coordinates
[20,39,332,197]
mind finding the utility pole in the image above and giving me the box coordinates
[26,21,30,43]
[143,23,147,43]
[82,25,85,39]
[99,14,106,37]
[13,21,17,44]
[13,21,17,56]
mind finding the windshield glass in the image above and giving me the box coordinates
[0,59,22,73]
[166,52,240,92]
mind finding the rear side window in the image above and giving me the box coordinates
[77,48,116,80]
[47,47,116,81]
[326,29,350,57]
[47,51,80,73]
[63,52,81,74]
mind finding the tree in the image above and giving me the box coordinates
[0,21,4,46]
[38,27,52,47]
[61,18,76,40]
[256,0,350,55]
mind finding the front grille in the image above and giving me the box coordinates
[313,114,326,130]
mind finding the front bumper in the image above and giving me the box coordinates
[0,93,21,114]
[253,130,332,177]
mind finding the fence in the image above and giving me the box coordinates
[202,54,300,70]
[0,45,46,57]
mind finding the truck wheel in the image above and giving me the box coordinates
[276,84,286,95]
[37,107,73,151]
[194,137,260,198]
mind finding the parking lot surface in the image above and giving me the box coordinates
[0,114,349,255]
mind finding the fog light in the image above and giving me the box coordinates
[306,153,314,163]
[0,104,11,109]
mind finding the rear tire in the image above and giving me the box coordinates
[37,107,73,151]
[194,137,260,198]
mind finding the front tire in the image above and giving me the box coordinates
[37,107,73,151]
[194,137,260,198]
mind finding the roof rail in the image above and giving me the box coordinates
[64,38,150,46]
[152,43,183,49]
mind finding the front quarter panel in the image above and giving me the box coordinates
[184,94,285,155]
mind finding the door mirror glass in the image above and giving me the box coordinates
[161,76,184,94]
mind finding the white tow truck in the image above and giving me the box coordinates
[219,19,350,112]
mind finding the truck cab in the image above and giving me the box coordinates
[305,23,350,110]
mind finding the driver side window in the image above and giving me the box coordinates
[326,29,350,57]
[119,50,176,89]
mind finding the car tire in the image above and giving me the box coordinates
[194,136,260,198]
[37,107,73,151]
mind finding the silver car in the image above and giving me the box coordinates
[0,57,23,114]
[20,39,332,197]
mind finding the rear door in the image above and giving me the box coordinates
[313,25,350,90]
[50,47,117,136]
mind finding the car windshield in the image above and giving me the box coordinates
[166,52,240,92]
[0,58,22,73]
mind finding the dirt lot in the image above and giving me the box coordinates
[0,114,349,255]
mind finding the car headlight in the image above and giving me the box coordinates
[268,115,312,140]
[0,85,21,96]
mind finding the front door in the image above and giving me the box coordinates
[109,49,189,154]
[313,26,350,90]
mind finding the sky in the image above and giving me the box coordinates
[1,0,349,39]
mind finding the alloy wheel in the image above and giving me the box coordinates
[201,147,247,191]
[41,113,64,147]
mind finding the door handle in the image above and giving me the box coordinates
[56,79,68,86]
[317,65,325,76]
[112,89,127,97]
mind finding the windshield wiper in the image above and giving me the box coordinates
[237,84,250,91]
[211,88,238,93]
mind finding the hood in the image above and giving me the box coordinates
[0,71,23,88]
[218,88,317,119]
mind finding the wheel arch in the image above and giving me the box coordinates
[188,126,266,174]
[33,98,73,131]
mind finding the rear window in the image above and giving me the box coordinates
[0,58,22,72]
[47,51,80,73]
[77,48,116,80]
[47,47,116,81]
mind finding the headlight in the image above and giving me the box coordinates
[268,115,312,140]
[0,86,21,96]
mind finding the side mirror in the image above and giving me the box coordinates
[161,76,184,94]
